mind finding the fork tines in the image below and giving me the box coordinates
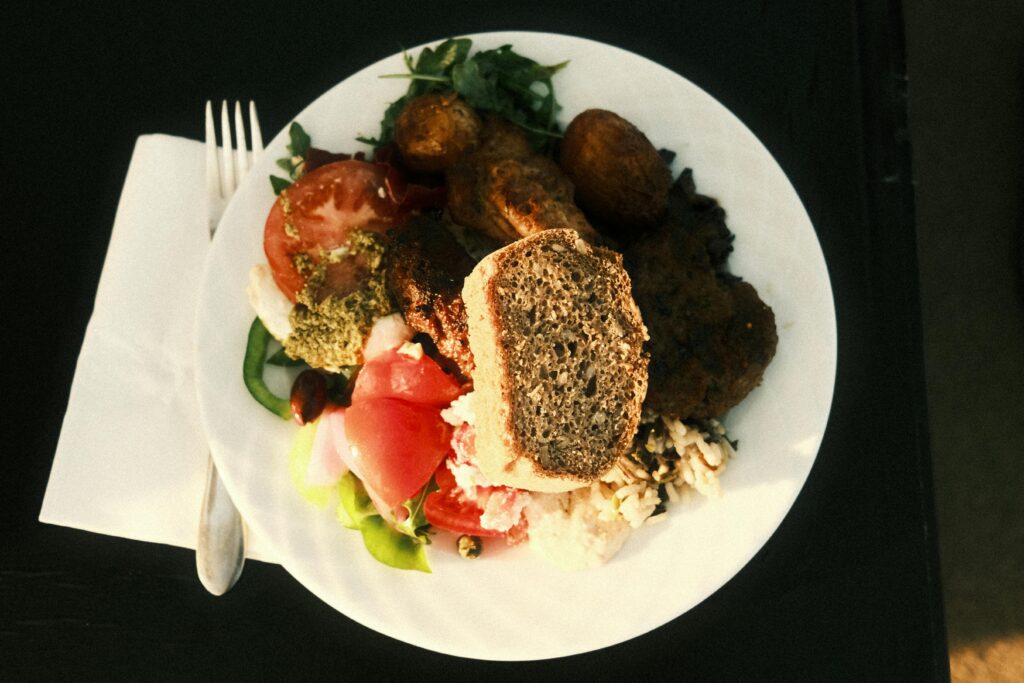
[204,100,264,201]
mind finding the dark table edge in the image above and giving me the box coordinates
[856,0,949,678]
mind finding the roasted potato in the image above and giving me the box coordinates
[559,109,672,236]
[394,92,483,173]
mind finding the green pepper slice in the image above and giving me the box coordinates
[242,317,292,420]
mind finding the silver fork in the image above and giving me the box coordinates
[197,100,263,595]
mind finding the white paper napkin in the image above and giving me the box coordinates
[40,134,275,563]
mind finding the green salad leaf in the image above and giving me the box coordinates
[286,434,431,572]
[359,38,568,152]
[265,346,305,367]
[359,516,432,573]
[336,470,375,529]
[269,121,312,194]
[335,472,431,573]
[394,480,435,542]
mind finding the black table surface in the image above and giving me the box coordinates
[2,1,947,679]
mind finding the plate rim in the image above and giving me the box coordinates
[194,30,838,661]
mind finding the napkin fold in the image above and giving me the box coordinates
[40,134,275,563]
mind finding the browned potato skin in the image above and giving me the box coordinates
[559,109,672,234]
[394,92,483,173]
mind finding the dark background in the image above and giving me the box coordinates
[904,2,1024,678]
[2,1,953,679]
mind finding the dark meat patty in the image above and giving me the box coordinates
[386,216,477,381]
[624,170,777,419]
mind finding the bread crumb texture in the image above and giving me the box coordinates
[473,229,648,485]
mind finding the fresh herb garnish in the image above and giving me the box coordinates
[358,38,568,152]
[265,346,305,367]
[269,121,312,194]
[269,175,292,195]
[337,472,431,572]
[395,479,436,542]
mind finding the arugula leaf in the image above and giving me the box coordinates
[363,38,568,153]
[357,97,409,149]
[411,37,471,84]
[394,479,435,542]
[268,121,313,193]
[269,175,292,195]
[265,346,305,367]
[453,45,567,148]
[451,59,506,112]
[287,121,311,158]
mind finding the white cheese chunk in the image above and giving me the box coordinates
[246,264,294,342]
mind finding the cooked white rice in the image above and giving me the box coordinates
[595,415,734,529]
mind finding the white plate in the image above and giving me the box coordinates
[195,31,836,661]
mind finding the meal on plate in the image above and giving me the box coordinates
[242,38,777,571]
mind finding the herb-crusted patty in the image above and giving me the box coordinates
[464,229,649,492]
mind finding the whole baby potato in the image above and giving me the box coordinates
[559,109,672,235]
[394,92,483,173]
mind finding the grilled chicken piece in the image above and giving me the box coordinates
[446,117,600,244]
[386,216,477,381]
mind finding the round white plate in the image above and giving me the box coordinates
[195,31,836,661]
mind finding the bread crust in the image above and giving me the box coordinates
[463,229,648,492]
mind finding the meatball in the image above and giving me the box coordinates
[559,109,672,238]
[394,92,482,173]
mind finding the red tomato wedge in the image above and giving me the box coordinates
[264,160,404,302]
[344,398,452,510]
[424,465,506,538]
[352,348,463,407]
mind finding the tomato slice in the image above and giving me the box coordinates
[424,464,506,538]
[352,348,463,407]
[264,160,404,301]
[344,398,451,510]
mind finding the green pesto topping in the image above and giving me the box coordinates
[292,252,314,277]
[280,194,301,240]
[284,231,394,371]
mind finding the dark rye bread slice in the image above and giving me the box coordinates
[463,229,649,492]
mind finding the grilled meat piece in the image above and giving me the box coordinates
[446,117,600,244]
[386,216,477,380]
[623,170,777,419]
[666,168,736,270]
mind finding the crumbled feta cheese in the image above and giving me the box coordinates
[526,487,632,570]
[441,391,476,427]
[397,341,424,360]
[479,488,530,533]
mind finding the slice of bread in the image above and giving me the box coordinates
[463,229,649,492]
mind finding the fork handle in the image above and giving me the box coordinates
[196,456,246,595]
